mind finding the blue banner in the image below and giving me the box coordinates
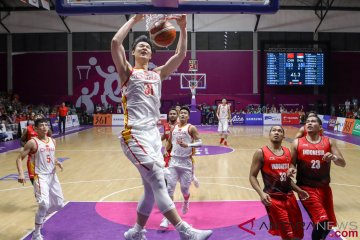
[231,113,245,125]
[50,117,59,133]
[245,114,263,125]
[322,115,331,129]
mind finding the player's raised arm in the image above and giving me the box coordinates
[294,126,305,138]
[111,14,144,85]
[157,15,187,80]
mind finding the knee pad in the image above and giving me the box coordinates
[150,169,175,213]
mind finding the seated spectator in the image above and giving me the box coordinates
[0,120,8,141]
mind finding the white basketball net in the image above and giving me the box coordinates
[145,14,181,31]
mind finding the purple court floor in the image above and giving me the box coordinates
[22,201,342,240]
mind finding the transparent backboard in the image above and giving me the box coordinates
[180,73,207,90]
[56,0,278,15]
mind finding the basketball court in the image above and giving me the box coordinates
[1,0,360,239]
[0,125,359,239]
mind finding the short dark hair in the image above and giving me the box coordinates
[131,35,155,53]
[269,125,285,134]
[168,108,178,114]
[180,106,190,115]
[34,118,47,127]
[306,115,323,125]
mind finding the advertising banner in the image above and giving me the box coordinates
[281,113,300,125]
[321,115,331,129]
[244,114,263,125]
[231,113,245,125]
[342,118,355,134]
[112,114,124,126]
[352,120,360,137]
[71,115,80,127]
[158,114,168,125]
[50,118,59,133]
[263,114,281,125]
[327,116,338,130]
[93,114,112,126]
[65,115,73,128]
[335,117,346,132]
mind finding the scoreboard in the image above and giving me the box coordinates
[266,52,324,86]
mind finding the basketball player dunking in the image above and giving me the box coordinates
[160,106,202,229]
[250,126,308,240]
[217,98,231,146]
[291,115,346,240]
[111,14,212,240]
[16,118,65,240]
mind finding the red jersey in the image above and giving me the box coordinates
[58,106,68,117]
[163,122,172,141]
[261,146,292,194]
[296,136,331,188]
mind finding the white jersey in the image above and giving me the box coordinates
[218,104,230,119]
[121,69,162,128]
[169,124,194,169]
[32,137,56,175]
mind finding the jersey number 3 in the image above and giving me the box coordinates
[144,83,154,96]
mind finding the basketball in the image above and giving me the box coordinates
[149,21,176,48]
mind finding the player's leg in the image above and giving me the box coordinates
[48,173,65,215]
[179,168,193,214]
[223,120,229,146]
[299,186,330,240]
[125,175,154,240]
[122,128,212,239]
[218,120,224,143]
[32,174,51,240]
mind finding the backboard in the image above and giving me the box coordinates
[56,0,278,15]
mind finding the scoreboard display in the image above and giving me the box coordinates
[266,52,325,86]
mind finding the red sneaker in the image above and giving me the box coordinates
[220,138,224,144]
[224,141,228,146]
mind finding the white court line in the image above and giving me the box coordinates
[99,182,256,202]
[99,186,143,202]
[19,201,70,240]
[2,178,359,193]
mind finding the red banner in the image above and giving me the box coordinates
[93,114,112,126]
[281,113,300,125]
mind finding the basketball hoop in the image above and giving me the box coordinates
[145,14,182,31]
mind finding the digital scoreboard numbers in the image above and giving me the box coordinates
[266,52,324,86]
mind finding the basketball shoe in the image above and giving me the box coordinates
[124,228,147,240]
[178,221,213,240]
[224,141,228,146]
[219,138,224,144]
[182,201,190,214]
[160,217,170,229]
[32,232,43,240]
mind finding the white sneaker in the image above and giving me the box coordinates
[182,201,190,214]
[178,222,213,240]
[193,175,200,188]
[32,232,43,240]
[124,228,147,240]
[160,217,170,229]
